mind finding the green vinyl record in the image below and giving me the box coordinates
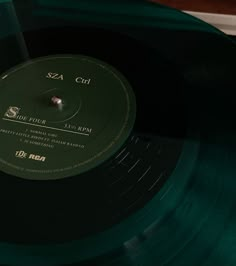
[0,0,235,265]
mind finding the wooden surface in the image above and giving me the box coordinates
[151,0,236,15]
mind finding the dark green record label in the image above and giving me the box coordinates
[0,55,136,180]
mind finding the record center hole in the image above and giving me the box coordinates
[51,96,64,110]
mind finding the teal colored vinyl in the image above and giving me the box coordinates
[35,0,222,34]
[0,1,235,265]
[0,139,199,265]
[0,1,21,37]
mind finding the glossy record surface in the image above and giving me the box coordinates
[0,1,235,265]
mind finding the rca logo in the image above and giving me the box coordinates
[29,154,46,162]
[15,151,46,162]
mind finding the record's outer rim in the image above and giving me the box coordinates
[32,0,225,35]
[0,1,235,265]
[0,142,199,265]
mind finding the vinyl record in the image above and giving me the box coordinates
[0,1,236,266]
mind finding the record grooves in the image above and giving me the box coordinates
[0,2,236,266]
[0,26,185,244]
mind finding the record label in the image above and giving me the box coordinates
[0,55,136,180]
